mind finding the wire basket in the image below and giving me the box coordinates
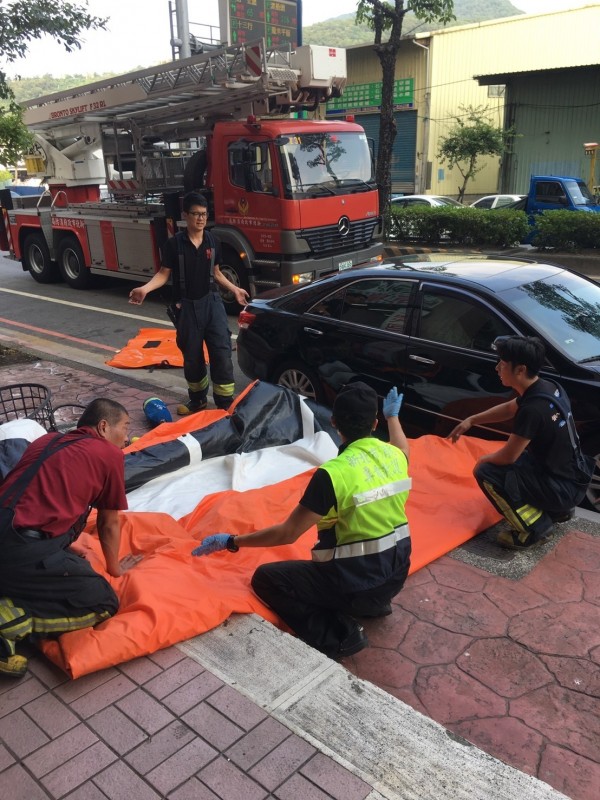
[0,383,57,432]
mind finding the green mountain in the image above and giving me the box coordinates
[303,0,523,47]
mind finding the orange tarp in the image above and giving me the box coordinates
[41,417,501,678]
[106,327,209,369]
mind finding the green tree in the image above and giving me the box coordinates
[0,108,33,166]
[356,1,455,221]
[437,105,512,202]
[0,1,106,163]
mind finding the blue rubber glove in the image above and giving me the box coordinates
[192,534,230,557]
[383,386,403,418]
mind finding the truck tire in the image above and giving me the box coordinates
[57,236,91,289]
[184,150,208,193]
[218,250,250,315]
[22,232,60,284]
[272,360,325,404]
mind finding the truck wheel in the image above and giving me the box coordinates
[57,237,91,289]
[219,251,250,315]
[272,361,324,403]
[22,232,60,284]
[184,150,208,193]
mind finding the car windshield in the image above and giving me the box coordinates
[278,132,375,197]
[501,272,600,362]
[564,179,597,207]
[435,197,462,207]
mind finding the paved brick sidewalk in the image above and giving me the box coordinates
[0,645,373,799]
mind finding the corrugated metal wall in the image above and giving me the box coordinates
[501,68,600,192]
[359,111,418,193]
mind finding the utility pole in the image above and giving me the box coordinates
[171,0,191,59]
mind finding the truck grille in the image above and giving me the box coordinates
[297,219,378,255]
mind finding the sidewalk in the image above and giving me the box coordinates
[0,343,598,800]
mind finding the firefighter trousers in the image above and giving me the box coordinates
[176,293,234,407]
[251,558,409,658]
[474,451,588,542]
[0,522,118,658]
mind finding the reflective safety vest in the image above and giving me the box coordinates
[312,437,411,573]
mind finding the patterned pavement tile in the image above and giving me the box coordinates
[538,744,600,800]
[450,716,544,776]
[200,756,269,800]
[415,663,507,724]
[456,638,553,698]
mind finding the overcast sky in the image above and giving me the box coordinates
[6,0,591,79]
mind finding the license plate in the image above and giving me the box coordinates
[338,260,352,271]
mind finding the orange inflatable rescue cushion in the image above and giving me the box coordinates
[41,413,501,678]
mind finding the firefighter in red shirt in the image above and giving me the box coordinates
[0,398,136,678]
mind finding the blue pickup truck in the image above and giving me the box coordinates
[506,175,600,215]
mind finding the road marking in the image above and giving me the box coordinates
[0,286,170,325]
[0,316,118,352]
[0,286,238,338]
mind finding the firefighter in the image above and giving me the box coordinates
[192,383,411,660]
[129,192,249,414]
[0,399,135,678]
[448,335,594,549]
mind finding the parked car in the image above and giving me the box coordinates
[238,255,600,506]
[390,194,462,208]
[470,194,525,209]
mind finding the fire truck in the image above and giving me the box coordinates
[0,40,382,310]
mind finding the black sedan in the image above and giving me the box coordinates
[237,255,600,503]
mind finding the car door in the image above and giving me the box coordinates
[297,276,417,404]
[403,283,519,439]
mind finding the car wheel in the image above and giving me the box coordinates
[218,250,250,314]
[583,444,600,512]
[57,236,91,289]
[272,361,324,403]
[22,232,60,283]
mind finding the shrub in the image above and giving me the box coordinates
[388,206,529,248]
[531,210,600,251]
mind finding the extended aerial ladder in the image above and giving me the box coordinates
[22,39,347,196]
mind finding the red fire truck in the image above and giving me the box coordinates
[0,40,382,310]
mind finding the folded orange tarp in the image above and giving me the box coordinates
[106,327,209,369]
[41,422,500,678]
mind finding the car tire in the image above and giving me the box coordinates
[22,232,60,284]
[272,361,325,403]
[57,236,91,289]
[583,440,600,512]
[218,250,250,315]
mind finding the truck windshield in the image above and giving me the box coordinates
[565,179,597,207]
[501,272,600,362]
[278,132,375,197]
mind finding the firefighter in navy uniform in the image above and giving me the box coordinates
[448,335,594,550]
[129,192,249,413]
[192,382,412,660]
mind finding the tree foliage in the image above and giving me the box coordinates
[437,105,513,202]
[0,108,34,167]
[0,1,106,164]
[355,1,455,221]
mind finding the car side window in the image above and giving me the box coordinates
[417,291,513,350]
[309,279,413,333]
[477,197,494,209]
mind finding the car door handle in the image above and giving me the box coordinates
[303,327,324,335]
[409,354,436,365]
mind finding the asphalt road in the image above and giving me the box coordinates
[0,252,252,397]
